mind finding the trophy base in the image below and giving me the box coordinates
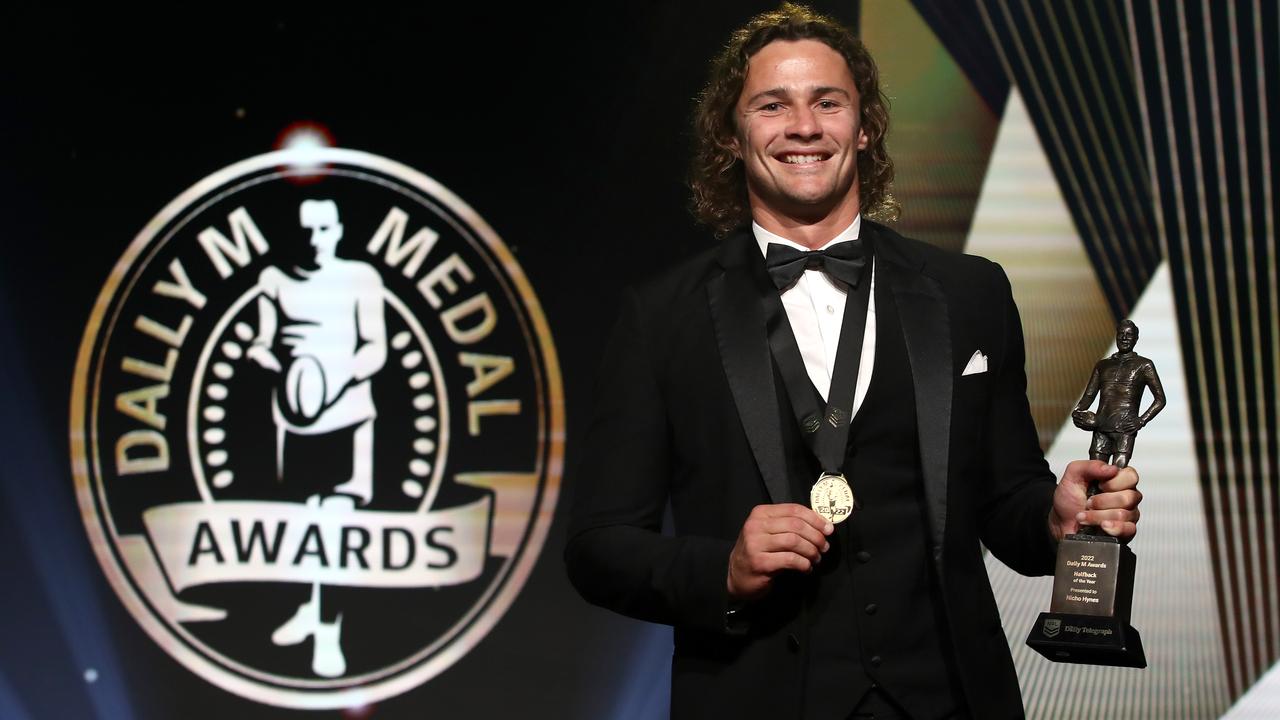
[1026,612,1147,668]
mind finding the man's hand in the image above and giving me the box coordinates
[281,323,324,350]
[1114,415,1140,433]
[1071,410,1097,430]
[247,344,282,373]
[1049,460,1143,542]
[727,503,833,601]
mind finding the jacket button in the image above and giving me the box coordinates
[786,633,801,652]
[856,551,872,563]
[869,655,882,667]
[865,603,878,615]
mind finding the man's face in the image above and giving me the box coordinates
[731,39,868,225]
[301,202,343,256]
[1116,325,1138,353]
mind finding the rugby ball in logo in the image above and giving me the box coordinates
[285,355,328,422]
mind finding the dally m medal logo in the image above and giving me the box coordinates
[1043,618,1062,638]
[71,148,564,708]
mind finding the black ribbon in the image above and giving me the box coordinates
[764,240,869,291]
[762,248,873,480]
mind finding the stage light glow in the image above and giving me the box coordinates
[341,703,376,719]
[274,121,336,180]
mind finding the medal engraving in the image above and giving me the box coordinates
[810,473,855,524]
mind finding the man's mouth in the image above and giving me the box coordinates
[777,152,830,165]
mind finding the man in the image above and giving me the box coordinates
[247,198,388,677]
[248,198,387,504]
[1072,319,1166,469]
[565,5,1142,718]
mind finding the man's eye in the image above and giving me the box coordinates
[817,100,839,110]
[761,102,783,112]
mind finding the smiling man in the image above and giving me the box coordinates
[565,5,1144,719]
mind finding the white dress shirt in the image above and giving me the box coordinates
[753,217,876,419]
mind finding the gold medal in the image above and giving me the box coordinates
[810,472,855,524]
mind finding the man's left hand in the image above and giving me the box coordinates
[1049,460,1142,542]
[1071,410,1097,430]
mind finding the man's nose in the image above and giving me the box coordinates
[786,105,822,140]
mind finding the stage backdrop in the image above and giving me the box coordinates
[1,2,1276,718]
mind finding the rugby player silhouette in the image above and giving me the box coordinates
[248,198,388,677]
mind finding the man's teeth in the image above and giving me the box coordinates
[783,154,823,164]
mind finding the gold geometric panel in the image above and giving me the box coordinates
[860,0,999,255]
[965,89,1115,449]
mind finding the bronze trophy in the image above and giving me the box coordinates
[1026,320,1165,668]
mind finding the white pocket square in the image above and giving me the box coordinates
[962,350,988,376]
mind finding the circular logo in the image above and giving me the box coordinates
[71,148,563,708]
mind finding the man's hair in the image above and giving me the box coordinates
[689,3,900,237]
[1118,319,1139,335]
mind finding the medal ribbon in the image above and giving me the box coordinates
[761,255,873,479]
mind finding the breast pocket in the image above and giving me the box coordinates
[951,356,994,467]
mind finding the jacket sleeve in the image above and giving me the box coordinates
[974,263,1059,576]
[563,287,738,633]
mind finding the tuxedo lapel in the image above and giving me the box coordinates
[707,230,791,504]
[870,223,952,557]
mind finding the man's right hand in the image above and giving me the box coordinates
[727,503,833,601]
[247,344,282,373]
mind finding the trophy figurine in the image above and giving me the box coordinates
[1026,319,1166,667]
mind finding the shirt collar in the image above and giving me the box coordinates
[752,215,862,259]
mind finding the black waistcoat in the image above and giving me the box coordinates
[778,282,965,720]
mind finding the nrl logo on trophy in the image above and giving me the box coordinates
[70,148,564,708]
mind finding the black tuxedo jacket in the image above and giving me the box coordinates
[566,222,1058,719]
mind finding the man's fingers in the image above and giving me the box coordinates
[754,551,813,575]
[761,517,830,553]
[753,503,834,535]
[747,528,824,564]
[1100,520,1138,540]
[1067,459,1119,483]
[1098,466,1140,492]
[1075,507,1140,527]
[1087,488,1142,511]
[763,532,825,563]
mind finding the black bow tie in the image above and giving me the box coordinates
[764,240,869,291]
